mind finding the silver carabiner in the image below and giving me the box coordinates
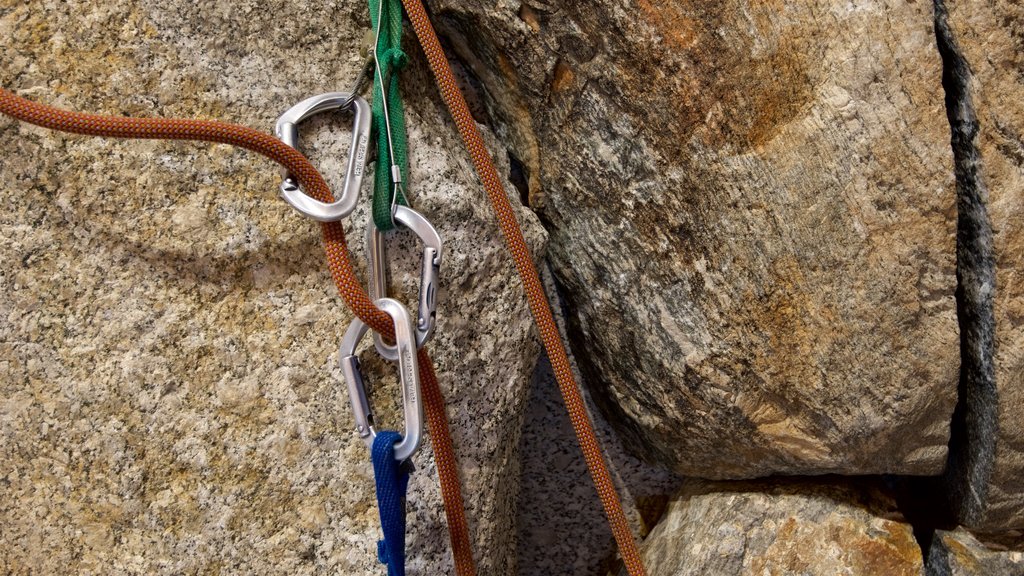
[365,205,442,360]
[338,298,423,462]
[275,92,371,222]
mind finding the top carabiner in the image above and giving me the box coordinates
[275,92,371,222]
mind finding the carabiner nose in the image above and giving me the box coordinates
[338,298,423,462]
[366,205,443,360]
[275,92,371,222]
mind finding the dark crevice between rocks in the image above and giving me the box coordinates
[897,0,998,567]
[427,7,556,229]
[427,12,553,219]
[934,0,999,531]
[507,150,530,207]
[891,473,957,566]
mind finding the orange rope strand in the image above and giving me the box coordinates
[397,2,648,573]
[0,87,477,575]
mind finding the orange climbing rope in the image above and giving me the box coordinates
[0,88,478,575]
[1,3,649,572]
[397,1,648,573]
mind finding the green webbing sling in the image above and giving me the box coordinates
[370,0,409,230]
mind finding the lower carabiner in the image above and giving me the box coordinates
[338,298,423,462]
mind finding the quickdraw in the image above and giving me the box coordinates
[274,83,431,575]
[0,0,648,574]
[269,0,447,570]
[341,297,422,576]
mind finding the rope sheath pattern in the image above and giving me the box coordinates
[396,1,648,573]
[0,87,476,573]
[0,88,393,333]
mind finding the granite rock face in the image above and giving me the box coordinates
[429,0,959,477]
[0,1,545,574]
[926,529,1024,576]
[517,268,683,576]
[638,479,924,576]
[936,0,1024,532]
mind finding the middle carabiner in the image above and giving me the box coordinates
[366,205,443,361]
[339,298,423,463]
[275,92,371,222]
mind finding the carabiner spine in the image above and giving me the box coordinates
[393,312,422,462]
[366,219,389,303]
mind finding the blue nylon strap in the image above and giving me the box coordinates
[372,431,411,576]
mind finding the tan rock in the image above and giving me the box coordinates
[926,529,1024,576]
[430,0,958,477]
[0,1,545,573]
[935,0,1024,532]
[638,479,924,576]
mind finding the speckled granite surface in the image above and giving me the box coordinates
[516,268,683,575]
[0,1,545,573]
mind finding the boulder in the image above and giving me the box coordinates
[428,0,959,477]
[936,0,1024,532]
[926,529,1024,576]
[637,479,924,576]
[0,1,545,573]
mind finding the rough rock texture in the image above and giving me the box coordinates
[926,529,1024,576]
[936,0,1024,531]
[428,0,959,477]
[0,1,546,574]
[637,479,924,576]
[517,268,682,576]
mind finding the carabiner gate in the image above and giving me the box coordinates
[275,92,371,222]
[366,205,442,360]
[339,298,423,462]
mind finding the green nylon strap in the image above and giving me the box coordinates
[370,0,409,231]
